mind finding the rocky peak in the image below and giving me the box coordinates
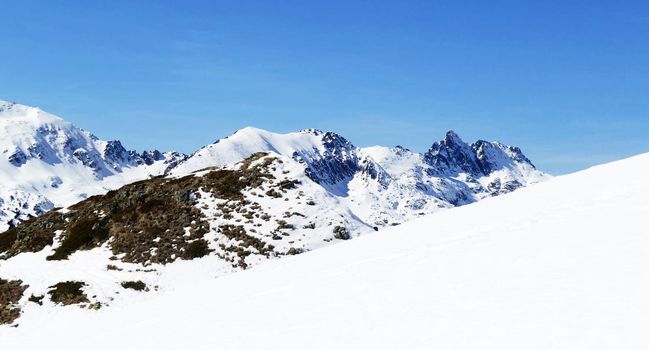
[442,130,465,146]
[320,131,355,153]
[471,140,536,174]
[424,130,482,176]
[423,131,537,178]
[297,130,365,186]
[139,150,165,166]
[103,140,132,165]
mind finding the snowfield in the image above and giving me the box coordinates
[2,152,648,349]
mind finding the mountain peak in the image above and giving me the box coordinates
[443,130,465,144]
[423,130,539,186]
[0,101,65,126]
[0,101,184,232]
[228,126,271,138]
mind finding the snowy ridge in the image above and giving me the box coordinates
[171,127,368,187]
[2,151,648,349]
[172,127,548,226]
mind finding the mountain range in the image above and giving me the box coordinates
[0,100,547,232]
[0,100,548,325]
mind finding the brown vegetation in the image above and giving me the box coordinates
[121,280,147,291]
[48,281,89,305]
[1,279,27,324]
[0,153,293,265]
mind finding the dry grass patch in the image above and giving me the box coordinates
[48,281,89,306]
[1,279,27,324]
[121,281,148,292]
[1,153,286,266]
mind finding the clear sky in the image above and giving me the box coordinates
[1,0,648,174]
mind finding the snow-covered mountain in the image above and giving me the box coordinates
[2,150,647,349]
[0,101,186,231]
[0,100,549,326]
[0,101,546,233]
[171,126,548,226]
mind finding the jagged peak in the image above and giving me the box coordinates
[422,130,539,177]
[427,130,471,156]
[320,130,354,148]
[442,130,467,145]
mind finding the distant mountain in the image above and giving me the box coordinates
[171,126,547,226]
[0,100,548,325]
[0,101,186,231]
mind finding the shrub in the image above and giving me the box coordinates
[182,239,211,259]
[28,294,44,305]
[265,189,282,198]
[277,179,300,190]
[48,281,89,305]
[106,264,123,271]
[120,280,147,291]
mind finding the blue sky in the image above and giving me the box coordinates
[1,0,648,174]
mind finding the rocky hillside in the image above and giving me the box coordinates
[0,152,369,324]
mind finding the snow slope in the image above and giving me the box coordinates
[3,152,647,349]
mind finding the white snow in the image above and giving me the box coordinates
[3,152,647,349]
